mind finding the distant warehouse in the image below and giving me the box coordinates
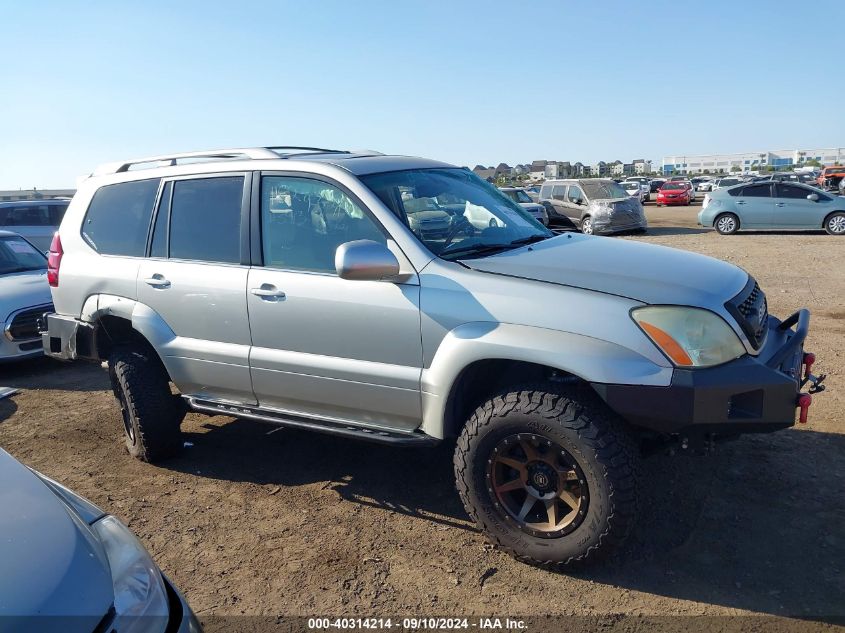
[662,148,844,175]
[0,188,75,202]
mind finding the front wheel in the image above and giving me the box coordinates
[715,213,740,235]
[825,212,845,235]
[454,387,640,567]
[580,216,593,235]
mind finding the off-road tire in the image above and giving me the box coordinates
[714,212,740,235]
[454,386,640,568]
[108,346,184,462]
[824,211,845,236]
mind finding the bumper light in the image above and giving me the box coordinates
[632,306,746,368]
[92,515,169,633]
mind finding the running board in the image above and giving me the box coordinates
[185,397,439,447]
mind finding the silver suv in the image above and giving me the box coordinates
[42,147,825,567]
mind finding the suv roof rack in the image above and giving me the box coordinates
[92,147,280,176]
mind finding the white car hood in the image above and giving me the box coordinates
[0,270,52,321]
[464,233,749,306]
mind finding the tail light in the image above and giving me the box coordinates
[47,232,63,287]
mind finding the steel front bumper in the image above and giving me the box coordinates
[592,310,821,436]
[40,312,96,360]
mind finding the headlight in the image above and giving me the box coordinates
[92,515,169,633]
[631,306,745,368]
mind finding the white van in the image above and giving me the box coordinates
[0,199,70,252]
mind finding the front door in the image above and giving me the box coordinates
[246,174,424,431]
[137,174,255,404]
[563,184,587,224]
[772,183,831,228]
[732,183,774,228]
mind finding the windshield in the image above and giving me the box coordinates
[0,236,47,274]
[581,180,628,200]
[501,189,533,203]
[661,183,685,190]
[361,168,553,260]
[622,182,640,190]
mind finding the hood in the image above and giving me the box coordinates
[0,449,113,630]
[659,189,686,195]
[463,233,748,306]
[0,270,52,321]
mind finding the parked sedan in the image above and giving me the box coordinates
[499,187,550,225]
[623,177,651,202]
[698,181,845,235]
[1,231,53,362]
[656,182,691,206]
[713,177,743,190]
[0,447,201,633]
[621,180,647,203]
[649,178,666,193]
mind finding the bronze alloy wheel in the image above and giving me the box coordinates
[486,433,588,538]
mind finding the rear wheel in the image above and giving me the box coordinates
[454,386,640,567]
[108,346,184,462]
[825,212,845,235]
[715,213,740,235]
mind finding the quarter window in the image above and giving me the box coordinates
[82,179,159,256]
[169,176,244,264]
[261,176,385,273]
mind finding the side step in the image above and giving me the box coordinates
[185,397,440,447]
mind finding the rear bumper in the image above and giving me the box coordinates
[40,312,97,360]
[592,309,814,436]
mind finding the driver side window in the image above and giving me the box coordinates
[567,186,584,204]
[260,176,385,274]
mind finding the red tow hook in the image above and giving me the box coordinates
[803,352,816,378]
[797,393,812,424]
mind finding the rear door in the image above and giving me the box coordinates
[137,173,255,404]
[545,184,568,221]
[773,183,833,228]
[731,183,774,227]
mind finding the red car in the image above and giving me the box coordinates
[656,182,691,206]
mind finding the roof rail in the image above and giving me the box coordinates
[265,146,349,155]
[92,147,280,176]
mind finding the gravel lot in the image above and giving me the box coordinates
[1,202,843,630]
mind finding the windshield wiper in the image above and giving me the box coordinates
[439,242,515,261]
[507,234,552,247]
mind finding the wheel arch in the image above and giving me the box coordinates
[419,322,672,439]
[822,209,845,230]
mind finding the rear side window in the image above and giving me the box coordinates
[539,185,551,200]
[168,176,244,264]
[740,184,771,197]
[551,185,567,201]
[82,180,159,256]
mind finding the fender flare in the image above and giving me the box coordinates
[419,322,672,439]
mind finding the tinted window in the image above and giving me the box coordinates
[567,186,583,203]
[776,183,813,200]
[740,184,771,197]
[0,204,55,227]
[82,179,159,256]
[0,236,47,274]
[262,176,385,273]
[551,185,567,201]
[48,204,68,226]
[169,177,243,264]
[150,181,172,258]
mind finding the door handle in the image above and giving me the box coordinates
[143,275,171,289]
[250,285,286,300]
[776,203,785,207]
[736,201,746,205]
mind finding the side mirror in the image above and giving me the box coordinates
[335,240,400,281]
[807,193,819,202]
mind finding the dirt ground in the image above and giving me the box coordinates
[1,202,843,629]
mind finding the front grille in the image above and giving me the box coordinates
[726,280,768,349]
[7,305,52,341]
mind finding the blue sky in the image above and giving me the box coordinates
[1,0,843,188]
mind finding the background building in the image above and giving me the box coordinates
[662,148,844,175]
